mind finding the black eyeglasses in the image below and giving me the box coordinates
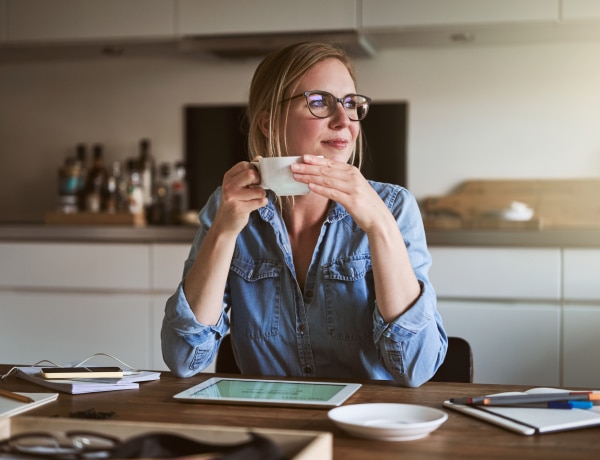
[0,431,119,459]
[281,90,371,121]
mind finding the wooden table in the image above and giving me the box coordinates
[2,367,600,459]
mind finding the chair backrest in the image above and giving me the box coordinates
[215,334,241,374]
[430,336,473,383]
[216,334,473,383]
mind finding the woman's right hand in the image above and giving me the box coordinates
[212,160,268,235]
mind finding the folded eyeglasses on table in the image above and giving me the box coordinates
[0,430,284,460]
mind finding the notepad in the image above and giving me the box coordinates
[0,392,59,419]
[444,387,600,435]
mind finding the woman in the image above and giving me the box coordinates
[161,42,447,387]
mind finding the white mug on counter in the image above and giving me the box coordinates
[252,156,310,196]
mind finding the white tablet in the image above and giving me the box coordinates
[173,377,362,408]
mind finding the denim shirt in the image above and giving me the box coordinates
[161,181,447,387]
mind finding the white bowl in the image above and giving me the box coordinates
[328,403,448,442]
[501,201,534,221]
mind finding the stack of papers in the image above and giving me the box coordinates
[16,367,160,394]
[0,391,59,418]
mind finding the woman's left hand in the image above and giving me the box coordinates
[291,155,392,233]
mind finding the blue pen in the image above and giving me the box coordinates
[547,401,594,409]
[465,400,596,409]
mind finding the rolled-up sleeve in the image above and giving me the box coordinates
[161,282,230,377]
[160,191,230,377]
[372,187,448,386]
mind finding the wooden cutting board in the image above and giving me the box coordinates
[422,178,600,230]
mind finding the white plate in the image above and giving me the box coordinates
[328,403,448,441]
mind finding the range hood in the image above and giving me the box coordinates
[179,30,377,59]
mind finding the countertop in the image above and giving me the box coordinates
[425,228,600,247]
[0,224,199,243]
[0,224,599,247]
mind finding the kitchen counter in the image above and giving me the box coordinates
[0,224,599,246]
[425,228,600,247]
[0,224,199,243]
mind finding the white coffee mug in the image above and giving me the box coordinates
[252,156,309,196]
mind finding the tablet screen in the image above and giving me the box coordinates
[173,377,362,408]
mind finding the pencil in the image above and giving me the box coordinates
[0,387,35,404]
[451,391,600,406]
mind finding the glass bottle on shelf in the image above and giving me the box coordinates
[138,138,156,218]
[150,162,172,225]
[57,156,80,213]
[74,143,87,212]
[113,160,129,213]
[126,158,144,215]
[83,144,108,213]
[102,161,122,214]
[170,161,188,225]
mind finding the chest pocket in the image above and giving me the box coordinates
[229,257,283,340]
[322,256,374,342]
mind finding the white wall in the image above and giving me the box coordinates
[364,43,600,199]
[1,40,599,222]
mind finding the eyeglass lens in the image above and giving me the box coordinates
[305,91,370,121]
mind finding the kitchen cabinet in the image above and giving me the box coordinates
[431,246,600,388]
[563,248,600,300]
[0,242,150,291]
[0,242,152,368]
[151,243,190,291]
[429,247,561,300]
[0,290,152,369]
[562,0,600,21]
[562,248,600,388]
[361,0,559,29]
[0,242,202,372]
[430,247,561,385]
[437,301,560,386]
[2,0,600,60]
[177,0,359,35]
[562,305,600,388]
[7,0,175,43]
[360,0,600,48]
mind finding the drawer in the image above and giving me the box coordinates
[429,247,561,299]
[0,242,150,290]
[563,248,600,300]
[151,243,191,291]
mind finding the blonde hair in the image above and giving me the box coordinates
[246,42,364,169]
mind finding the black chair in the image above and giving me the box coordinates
[430,336,473,383]
[216,335,473,383]
[215,334,240,374]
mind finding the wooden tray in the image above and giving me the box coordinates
[0,416,332,460]
[44,212,146,227]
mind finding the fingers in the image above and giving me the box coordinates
[216,161,268,233]
[224,161,262,189]
[291,156,388,230]
[291,155,361,193]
